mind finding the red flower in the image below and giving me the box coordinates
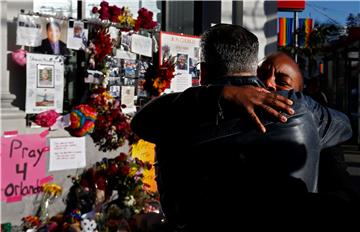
[98,7,110,20]
[116,153,128,162]
[35,110,59,127]
[121,166,130,175]
[91,6,98,14]
[93,30,112,62]
[110,15,119,23]
[108,163,119,175]
[116,121,129,131]
[109,5,122,16]
[95,175,107,190]
[100,1,109,8]
[135,8,157,31]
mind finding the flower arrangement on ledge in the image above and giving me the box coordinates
[91,1,157,31]
[143,55,177,97]
[89,87,135,152]
[20,152,159,232]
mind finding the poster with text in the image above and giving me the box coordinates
[17,14,69,55]
[16,14,43,47]
[1,132,49,202]
[26,53,64,114]
[49,137,86,171]
[160,32,201,92]
[131,34,152,57]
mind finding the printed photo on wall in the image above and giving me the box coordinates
[109,76,121,85]
[32,18,69,56]
[84,70,103,84]
[159,32,201,92]
[26,53,64,113]
[109,85,121,98]
[123,77,136,86]
[35,88,55,107]
[123,59,137,78]
[16,14,43,47]
[176,53,189,71]
[37,64,54,88]
[138,60,150,78]
[121,32,132,49]
[66,20,88,50]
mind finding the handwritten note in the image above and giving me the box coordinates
[1,132,49,202]
[121,86,136,114]
[49,137,86,171]
[131,34,152,57]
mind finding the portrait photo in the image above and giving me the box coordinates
[109,85,121,98]
[34,20,69,56]
[162,45,171,58]
[73,22,83,38]
[37,64,54,88]
[176,53,189,71]
[123,59,137,78]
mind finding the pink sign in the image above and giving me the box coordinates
[1,131,49,202]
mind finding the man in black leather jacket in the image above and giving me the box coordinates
[131,24,353,229]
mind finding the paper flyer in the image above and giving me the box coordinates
[25,53,64,113]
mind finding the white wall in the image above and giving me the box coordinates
[242,0,278,60]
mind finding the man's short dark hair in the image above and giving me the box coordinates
[201,24,259,83]
[46,22,61,31]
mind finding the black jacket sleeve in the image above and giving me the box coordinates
[293,92,352,149]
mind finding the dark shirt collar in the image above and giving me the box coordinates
[210,75,267,88]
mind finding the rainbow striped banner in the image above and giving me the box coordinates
[299,18,313,48]
[319,62,324,74]
[278,17,293,46]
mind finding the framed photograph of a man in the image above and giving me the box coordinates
[37,64,54,88]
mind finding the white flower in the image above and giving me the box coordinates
[123,195,136,207]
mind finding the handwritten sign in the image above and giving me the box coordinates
[49,137,86,171]
[131,34,152,57]
[1,132,49,202]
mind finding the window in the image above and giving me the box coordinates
[85,0,161,22]
[33,0,78,18]
[34,0,161,24]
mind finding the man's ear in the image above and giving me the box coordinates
[200,62,207,85]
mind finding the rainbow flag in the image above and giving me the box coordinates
[299,18,313,48]
[278,17,293,46]
[319,62,324,74]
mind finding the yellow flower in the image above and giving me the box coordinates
[153,78,166,90]
[42,183,62,197]
[118,8,136,27]
[129,167,138,176]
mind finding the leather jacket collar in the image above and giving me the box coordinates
[210,75,267,88]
